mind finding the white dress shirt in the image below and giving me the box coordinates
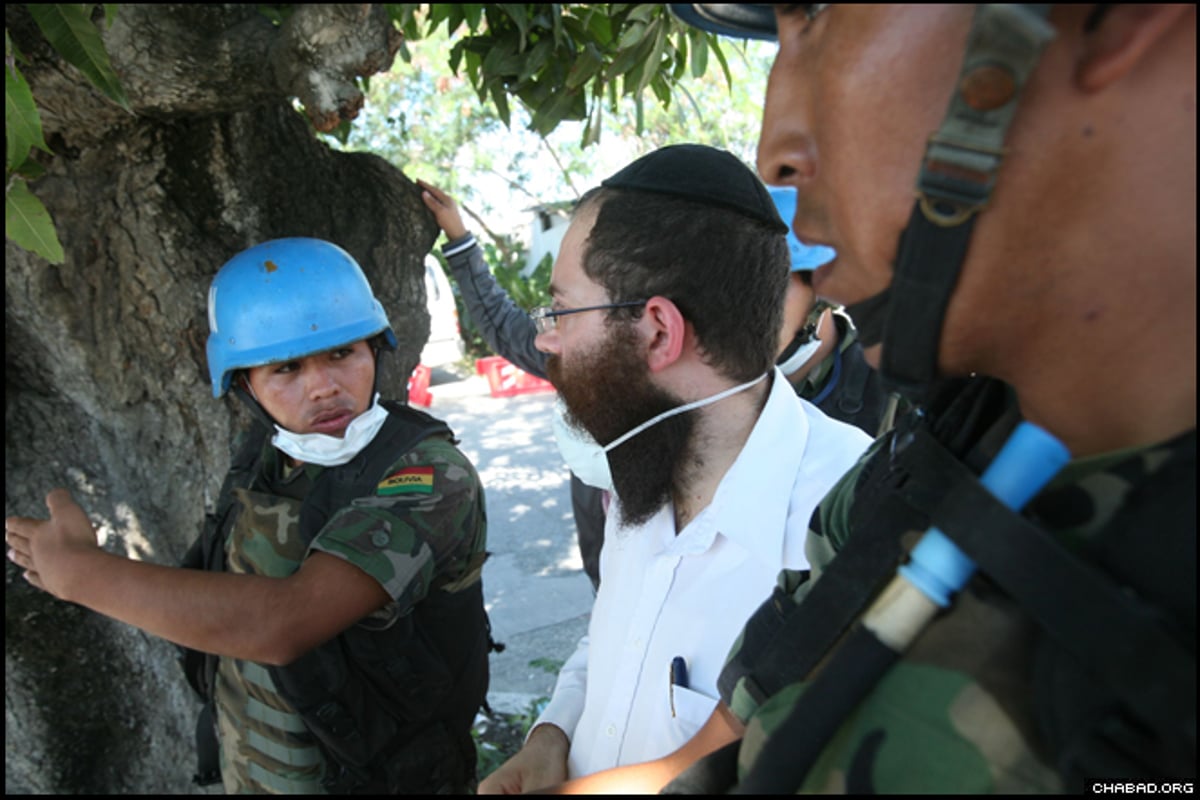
[535,368,872,777]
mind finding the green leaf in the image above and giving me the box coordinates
[635,21,668,95]
[26,4,130,111]
[448,39,467,74]
[482,40,523,77]
[565,42,604,90]
[708,34,733,90]
[489,82,511,127]
[446,5,466,36]
[689,30,708,78]
[325,117,353,145]
[518,38,554,84]
[5,58,50,171]
[427,4,451,33]
[625,5,658,26]
[581,100,603,148]
[6,178,65,264]
[551,5,564,46]
[13,158,47,181]
[580,7,611,44]
[616,20,648,51]
[463,4,484,31]
[529,86,578,136]
[670,32,688,81]
[606,29,652,81]
[386,4,422,41]
[498,5,529,51]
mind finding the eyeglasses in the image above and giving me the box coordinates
[530,301,647,334]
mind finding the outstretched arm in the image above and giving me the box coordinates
[417,179,548,378]
[6,488,388,665]
[544,702,743,794]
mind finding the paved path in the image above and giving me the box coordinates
[425,367,595,716]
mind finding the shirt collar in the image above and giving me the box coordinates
[659,369,811,563]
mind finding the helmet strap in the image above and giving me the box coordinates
[231,377,279,432]
[864,4,1055,401]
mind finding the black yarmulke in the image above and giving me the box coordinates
[600,144,788,233]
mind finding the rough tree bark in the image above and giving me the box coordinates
[4,5,440,793]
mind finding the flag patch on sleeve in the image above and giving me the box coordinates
[377,466,435,495]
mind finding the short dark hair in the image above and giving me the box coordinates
[577,186,789,382]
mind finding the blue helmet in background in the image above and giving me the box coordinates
[767,186,837,272]
[206,237,397,397]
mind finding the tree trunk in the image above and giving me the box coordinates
[4,5,437,792]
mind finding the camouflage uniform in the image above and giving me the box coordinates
[214,432,487,794]
[717,382,1194,793]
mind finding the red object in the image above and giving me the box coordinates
[407,363,433,407]
[475,356,555,398]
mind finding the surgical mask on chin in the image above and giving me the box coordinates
[271,393,389,467]
[776,333,823,378]
[553,398,614,491]
[552,372,769,490]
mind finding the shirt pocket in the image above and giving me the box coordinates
[663,684,718,752]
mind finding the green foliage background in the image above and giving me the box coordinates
[7,4,772,359]
[333,12,773,361]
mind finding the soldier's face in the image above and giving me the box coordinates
[245,339,375,437]
[756,5,975,365]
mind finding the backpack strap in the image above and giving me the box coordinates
[937,431,1196,785]
[722,378,1016,706]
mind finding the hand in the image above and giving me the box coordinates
[478,723,570,794]
[416,178,469,241]
[6,488,100,600]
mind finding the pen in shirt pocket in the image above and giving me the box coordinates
[669,656,689,717]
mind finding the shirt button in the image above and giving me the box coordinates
[371,531,390,548]
[606,725,616,737]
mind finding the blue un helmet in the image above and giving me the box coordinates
[767,186,837,272]
[206,238,397,398]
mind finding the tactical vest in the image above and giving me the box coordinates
[803,314,884,437]
[179,400,492,794]
[665,377,1195,793]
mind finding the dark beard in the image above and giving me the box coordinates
[546,323,694,528]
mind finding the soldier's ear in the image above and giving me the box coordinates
[1075,4,1191,92]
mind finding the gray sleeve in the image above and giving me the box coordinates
[442,234,549,379]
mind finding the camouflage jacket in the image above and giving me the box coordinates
[718,379,1195,793]
[213,411,488,794]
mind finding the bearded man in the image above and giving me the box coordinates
[477,144,871,793]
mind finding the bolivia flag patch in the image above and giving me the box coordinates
[377,466,435,496]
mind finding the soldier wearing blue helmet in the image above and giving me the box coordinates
[8,238,493,794]
[769,186,895,438]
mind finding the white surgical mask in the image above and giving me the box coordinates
[552,398,613,491]
[776,333,823,377]
[271,393,389,467]
[552,372,769,489]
